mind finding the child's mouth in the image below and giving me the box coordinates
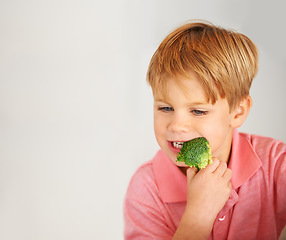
[168,141,184,153]
[172,141,184,149]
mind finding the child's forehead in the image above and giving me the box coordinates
[153,76,211,104]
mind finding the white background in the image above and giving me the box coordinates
[0,0,285,239]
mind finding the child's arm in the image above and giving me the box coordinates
[173,159,232,240]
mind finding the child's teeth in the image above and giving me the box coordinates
[173,142,183,149]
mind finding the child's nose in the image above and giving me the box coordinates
[168,115,191,133]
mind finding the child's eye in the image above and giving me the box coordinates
[191,109,208,116]
[158,106,174,112]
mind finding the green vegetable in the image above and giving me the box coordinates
[177,137,213,170]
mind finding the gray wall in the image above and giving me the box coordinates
[0,0,285,239]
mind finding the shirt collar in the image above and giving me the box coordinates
[152,129,262,203]
[228,129,262,189]
[153,150,187,203]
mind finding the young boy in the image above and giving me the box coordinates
[124,20,286,239]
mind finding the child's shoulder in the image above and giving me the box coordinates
[239,131,285,163]
[125,159,158,201]
[129,160,155,185]
[243,132,285,153]
[126,150,171,203]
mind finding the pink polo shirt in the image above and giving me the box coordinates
[124,130,286,239]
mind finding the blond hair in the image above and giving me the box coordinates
[147,20,259,111]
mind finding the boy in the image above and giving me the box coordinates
[124,20,286,239]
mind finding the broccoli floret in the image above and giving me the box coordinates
[177,137,213,170]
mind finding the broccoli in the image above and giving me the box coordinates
[176,137,213,170]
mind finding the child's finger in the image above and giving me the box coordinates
[186,167,198,181]
[228,181,232,191]
[223,168,232,182]
[201,158,219,173]
[214,161,228,177]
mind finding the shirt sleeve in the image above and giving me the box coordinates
[273,141,286,230]
[123,165,174,240]
[124,197,174,240]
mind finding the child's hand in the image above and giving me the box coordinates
[173,159,232,239]
[185,158,232,224]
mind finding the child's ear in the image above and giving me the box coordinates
[230,96,252,128]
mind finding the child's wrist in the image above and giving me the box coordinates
[175,208,213,240]
[184,204,216,227]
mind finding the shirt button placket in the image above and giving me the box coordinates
[212,214,229,240]
[218,215,226,221]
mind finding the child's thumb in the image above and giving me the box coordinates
[186,167,198,181]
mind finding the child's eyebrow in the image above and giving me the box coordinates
[154,97,166,102]
[154,99,210,107]
[188,102,209,106]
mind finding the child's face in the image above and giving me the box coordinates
[153,72,237,167]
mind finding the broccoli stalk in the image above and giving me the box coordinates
[176,137,213,170]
